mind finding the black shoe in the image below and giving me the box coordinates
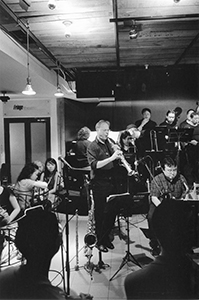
[96,244,108,253]
[105,241,115,250]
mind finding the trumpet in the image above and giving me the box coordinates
[108,138,135,177]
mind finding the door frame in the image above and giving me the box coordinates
[4,117,51,182]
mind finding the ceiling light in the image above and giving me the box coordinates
[22,22,36,96]
[22,77,36,95]
[48,0,56,10]
[54,85,64,97]
[63,20,72,38]
[129,21,139,39]
[54,68,64,97]
[129,29,138,39]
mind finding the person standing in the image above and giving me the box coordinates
[135,108,157,154]
[87,120,122,252]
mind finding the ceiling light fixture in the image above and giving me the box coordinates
[129,21,138,39]
[22,22,36,96]
[48,0,56,10]
[63,20,72,38]
[54,68,64,97]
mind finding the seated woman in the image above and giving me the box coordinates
[40,158,60,204]
[13,163,48,211]
[0,180,20,262]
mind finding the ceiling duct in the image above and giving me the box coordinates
[19,0,31,11]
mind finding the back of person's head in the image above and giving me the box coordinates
[77,126,91,140]
[151,198,195,255]
[17,163,38,182]
[15,207,61,262]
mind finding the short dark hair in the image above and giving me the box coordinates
[161,156,177,170]
[15,208,61,261]
[166,110,175,116]
[141,108,151,114]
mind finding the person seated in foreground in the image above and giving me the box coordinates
[0,207,93,299]
[148,155,189,255]
[13,163,48,211]
[124,198,197,299]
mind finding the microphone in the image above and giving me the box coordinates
[134,156,147,166]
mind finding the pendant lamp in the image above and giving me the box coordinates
[22,22,36,96]
[54,69,64,97]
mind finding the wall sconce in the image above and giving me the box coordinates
[54,68,64,97]
[22,22,36,96]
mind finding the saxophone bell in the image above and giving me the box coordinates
[84,232,97,248]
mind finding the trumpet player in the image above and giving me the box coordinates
[87,120,123,253]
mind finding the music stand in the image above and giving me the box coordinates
[108,193,142,281]
[168,128,194,143]
[167,128,194,166]
[58,156,92,294]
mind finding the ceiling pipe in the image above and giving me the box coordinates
[110,14,199,23]
[0,0,75,81]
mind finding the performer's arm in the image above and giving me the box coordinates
[96,150,121,169]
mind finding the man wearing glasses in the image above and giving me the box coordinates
[147,156,188,255]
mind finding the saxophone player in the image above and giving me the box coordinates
[87,120,122,252]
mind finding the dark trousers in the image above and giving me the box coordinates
[91,179,116,245]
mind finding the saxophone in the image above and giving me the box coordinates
[84,190,97,254]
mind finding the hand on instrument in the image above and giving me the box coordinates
[111,149,122,161]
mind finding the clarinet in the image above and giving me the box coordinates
[108,138,136,177]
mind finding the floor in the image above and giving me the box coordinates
[0,212,154,300]
[50,212,154,300]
